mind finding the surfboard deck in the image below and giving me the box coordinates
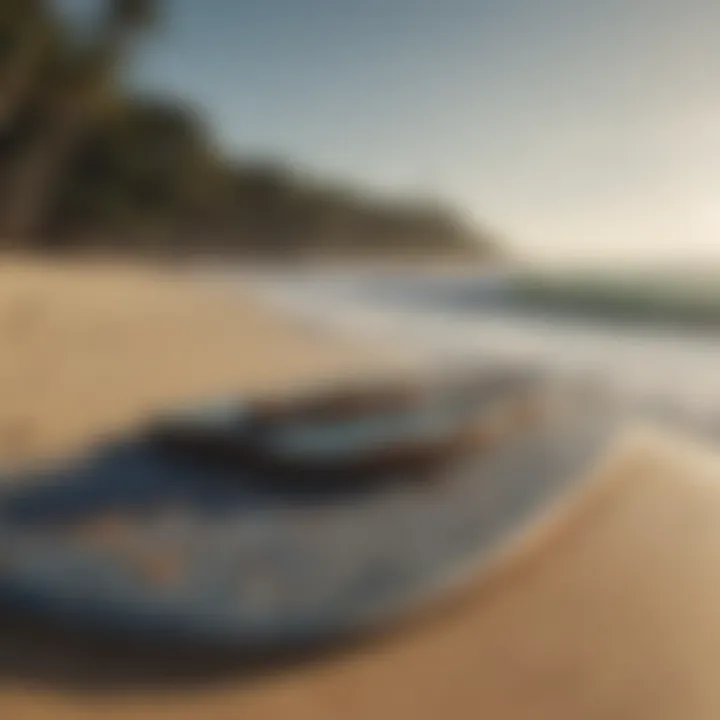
[0,388,623,649]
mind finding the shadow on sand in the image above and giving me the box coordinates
[0,606,361,694]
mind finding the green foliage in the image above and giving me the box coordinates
[0,0,496,260]
[109,0,158,30]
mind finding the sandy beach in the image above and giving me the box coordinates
[0,259,401,467]
[4,259,720,719]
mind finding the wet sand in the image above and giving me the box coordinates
[2,259,720,718]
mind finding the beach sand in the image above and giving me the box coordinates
[0,259,402,466]
[3,259,720,718]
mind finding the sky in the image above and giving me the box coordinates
[84,0,720,264]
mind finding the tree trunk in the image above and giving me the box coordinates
[0,1,48,135]
[0,36,44,136]
[1,112,86,239]
[0,35,125,242]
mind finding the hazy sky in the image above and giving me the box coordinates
[122,0,720,264]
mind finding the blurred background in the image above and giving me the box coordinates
[0,0,499,263]
[3,0,720,269]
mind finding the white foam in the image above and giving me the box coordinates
[244,272,720,430]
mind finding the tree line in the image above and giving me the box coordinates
[0,0,498,260]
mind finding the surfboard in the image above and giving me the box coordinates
[0,382,622,649]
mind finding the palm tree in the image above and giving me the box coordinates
[1,0,158,241]
[0,0,50,135]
